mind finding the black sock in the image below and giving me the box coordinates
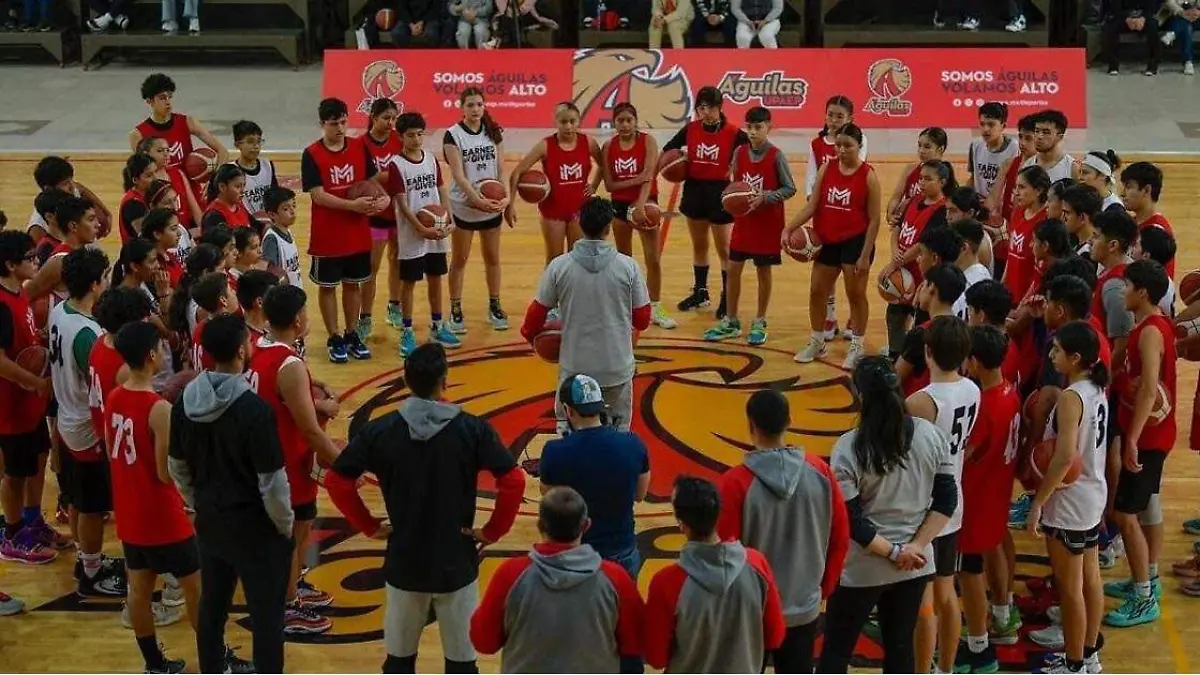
[1084,645,1097,659]
[720,269,727,296]
[136,634,164,669]
[444,658,478,674]
[1067,658,1084,672]
[383,654,417,674]
[4,519,23,539]
[489,296,501,309]
[388,300,400,307]
[360,312,371,319]
[694,265,709,290]
[451,299,462,314]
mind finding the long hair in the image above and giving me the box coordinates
[205,163,244,204]
[921,159,959,197]
[948,186,990,222]
[460,87,504,145]
[112,238,155,287]
[368,97,399,136]
[819,94,855,137]
[1055,320,1110,388]
[850,356,914,476]
[123,153,155,192]
[167,243,221,333]
[146,179,175,208]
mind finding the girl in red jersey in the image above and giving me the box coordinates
[661,86,750,318]
[1002,165,1050,304]
[119,153,156,244]
[878,160,955,359]
[359,97,404,339]
[784,123,881,368]
[200,165,251,234]
[228,228,265,292]
[602,102,674,330]
[509,102,603,269]
[140,136,203,236]
[139,208,184,289]
[886,127,948,226]
[986,114,1037,281]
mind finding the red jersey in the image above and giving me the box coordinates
[902,164,922,202]
[136,114,194,169]
[1004,205,1046,302]
[204,198,252,232]
[35,234,61,268]
[1139,213,1175,277]
[190,317,214,371]
[1086,314,1113,373]
[684,120,740,182]
[87,338,125,442]
[1119,313,1177,451]
[165,166,194,229]
[119,188,147,244]
[246,337,317,506]
[607,132,659,203]
[813,161,872,244]
[1090,263,1128,337]
[961,380,1021,554]
[0,284,49,433]
[1000,156,1022,223]
[897,197,947,286]
[362,130,405,222]
[902,319,934,397]
[810,134,839,173]
[302,135,375,258]
[729,144,785,256]
[538,133,592,222]
[159,252,184,288]
[105,386,194,546]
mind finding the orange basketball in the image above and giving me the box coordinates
[516,171,550,204]
[417,204,452,238]
[1180,269,1200,305]
[532,319,563,363]
[1030,436,1082,489]
[721,181,756,217]
[785,226,822,263]
[159,369,199,404]
[628,202,662,231]
[14,345,48,382]
[477,179,507,201]
[1179,335,1200,362]
[375,7,396,30]
[657,149,687,183]
[346,180,387,200]
[878,266,917,304]
[183,148,218,183]
[312,383,334,428]
[1119,376,1172,425]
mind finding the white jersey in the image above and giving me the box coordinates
[1042,379,1108,531]
[953,263,992,320]
[238,158,276,215]
[391,151,446,260]
[48,302,101,452]
[1162,278,1176,319]
[1021,152,1075,183]
[173,224,194,267]
[262,226,303,287]
[444,122,501,223]
[968,136,1019,197]
[918,378,981,535]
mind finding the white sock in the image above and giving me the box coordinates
[1007,591,1014,607]
[810,330,825,343]
[968,634,988,653]
[1135,580,1152,598]
[991,602,1010,625]
[1148,563,1159,579]
[825,294,837,322]
[81,551,102,579]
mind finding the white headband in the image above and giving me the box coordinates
[1082,154,1113,178]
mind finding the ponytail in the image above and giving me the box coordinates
[136,135,163,156]
[1055,320,1108,388]
[1088,360,1110,388]
[168,243,221,334]
[205,163,243,204]
[921,159,958,195]
[112,238,155,287]
[850,356,914,476]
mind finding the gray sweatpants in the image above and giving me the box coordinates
[384,581,478,661]
[554,373,634,433]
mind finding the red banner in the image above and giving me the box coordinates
[322,47,1086,130]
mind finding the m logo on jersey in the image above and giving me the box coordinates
[827,187,852,207]
[374,154,396,170]
[167,141,185,164]
[899,222,918,245]
[329,164,355,186]
[694,143,719,163]
[1010,231,1026,253]
[742,173,764,192]
[560,163,584,182]
[614,157,639,175]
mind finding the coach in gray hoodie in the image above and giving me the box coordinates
[521,197,651,433]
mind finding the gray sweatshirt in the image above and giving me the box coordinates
[731,0,782,23]
[448,0,493,20]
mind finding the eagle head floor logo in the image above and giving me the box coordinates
[864,58,913,117]
[358,60,407,117]
[572,49,691,130]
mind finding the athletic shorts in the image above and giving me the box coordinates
[730,249,782,267]
[454,214,503,232]
[1043,524,1101,555]
[679,179,733,226]
[123,536,201,577]
[371,226,395,243]
[369,215,396,230]
[609,198,659,224]
[933,532,959,577]
[385,581,478,663]
[0,423,51,479]
[66,450,112,514]
[815,233,871,268]
[1107,390,1121,446]
[1114,449,1167,514]
[293,501,318,522]
[399,252,449,282]
[309,252,372,287]
[959,492,1009,555]
[960,553,985,575]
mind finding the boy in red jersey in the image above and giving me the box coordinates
[702,107,795,346]
[235,269,279,350]
[129,74,227,184]
[964,280,1020,385]
[25,156,113,242]
[107,320,200,673]
[301,97,388,365]
[986,114,1037,279]
[956,325,1022,674]
[1104,260,1176,629]
[895,265,965,397]
[89,287,154,453]
[23,197,100,304]
[188,273,238,371]
[248,284,343,635]
[1120,162,1174,277]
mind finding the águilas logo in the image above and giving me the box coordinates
[717,71,808,109]
[864,58,914,117]
[358,60,407,116]
[573,49,692,129]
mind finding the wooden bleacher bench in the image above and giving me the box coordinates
[0,27,77,64]
[1083,22,1200,63]
[342,23,556,48]
[820,0,1050,47]
[579,26,801,47]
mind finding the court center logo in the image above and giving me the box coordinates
[572,49,692,129]
[864,58,914,117]
[358,59,407,116]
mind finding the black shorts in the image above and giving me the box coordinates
[609,198,659,224]
[1106,391,1121,446]
[399,252,449,282]
[679,179,733,226]
[454,214,503,232]
[309,252,372,287]
[46,395,57,418]
[815,233,871,268]
[1114,449,1167,514]
[0,423,50,478]
[1044,524,1101,555]
[293,501,317,522]
[66,452,112,514]
[730,249,782,267]
[933,532,959,577]
[123,536,201,578]
[368,216,396,230]
[960,552,985,574]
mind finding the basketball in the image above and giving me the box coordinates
[721,181,757,217]
[346,180,387,201]
[657,149,687,183]
[417,204,452,238]
[1180,335,1200,362]
[1029,436,1082,489]
[878,266,917,304]
[375,7,396,30]
[627,202,662,231]
[312,383,334,428]
[183,147,218,183]
[785,226,822,263]
[532,319,563,363]
[1120,376,1172,425]
[1181,269,1200,305]
[516,170,550,203]
[477,178,507,201]
[14,345,48,383]
[159,369,199,404]
[30,295,48,329]
[96,209,112,238]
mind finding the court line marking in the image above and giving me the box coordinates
[1160,592,1191,672]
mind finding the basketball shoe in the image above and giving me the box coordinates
[0,527,57,564]
[284,600,332,635]
[0,591,23,616]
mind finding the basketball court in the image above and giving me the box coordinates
[2,62,1200,672]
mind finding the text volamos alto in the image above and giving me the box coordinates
[432,72,549,97]
[939,69,1061,95]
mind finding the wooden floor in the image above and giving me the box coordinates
[3,154,1200,673]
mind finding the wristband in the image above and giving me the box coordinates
[888,543,901,561]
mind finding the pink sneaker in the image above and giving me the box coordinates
[0,527,58,565]
[32,520,72,550]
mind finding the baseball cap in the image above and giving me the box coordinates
[559,374,606,417]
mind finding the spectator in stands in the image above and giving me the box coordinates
[583,0,631,29]
[1103,0,1163,75]
[162,0,199,34]
[362,0,448,47]
[494,0,557,46]
[731,0,781,47]
[85,0,129,32]
[449,0,492,47]
[1162,0,1200,74]
[16,0,52,30]
[690,0,737,45]
[649,0,693,47]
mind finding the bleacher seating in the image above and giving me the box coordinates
[0,2,79,64]
[580,0,803,48]
[344,0,557,48]
[819,0,1051,47]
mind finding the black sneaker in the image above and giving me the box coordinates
[145,652,186,674]
[715,293,727,320]
[327,335,348,364]
[78,567,128,597]
[344,330,371,360]
[954,642,998,673]
[223,646,254,674]
[677,287,711,312]
[74,554,125,581]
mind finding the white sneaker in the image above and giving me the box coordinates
[1085,652,1103,674]
[1162,31,1177,47]
[121,601,183,629]
[651,302,677,329]
[794,336,827,363]
[86,12,112,31]
[959,16,980,30]
[1186,61,1195,76]
[161,20,178,34]
[161,576,184,607]
[1029,623,1065,649]
[188,17,199,34]
[1039,654,1073,674]
[843,338,864,370]
[1005,14,1026,32]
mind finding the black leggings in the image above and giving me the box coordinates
[817,575,931,674]
[770,621,818,674]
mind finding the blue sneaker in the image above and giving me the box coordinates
[399,327,418,358]
[1103,594,1160,627]
[432,322,463,349]
[326,335,348,364]
[1008,493,1033,529]
[386,303,403,329]
[1103,577,1162,600]
[344,330,371,360]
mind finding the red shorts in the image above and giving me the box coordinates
[285,450,319,507]
[537,188,586,223]
[958,489,1010,554]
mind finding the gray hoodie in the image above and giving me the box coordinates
[535,239,650,387]
[399,397,461,441]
